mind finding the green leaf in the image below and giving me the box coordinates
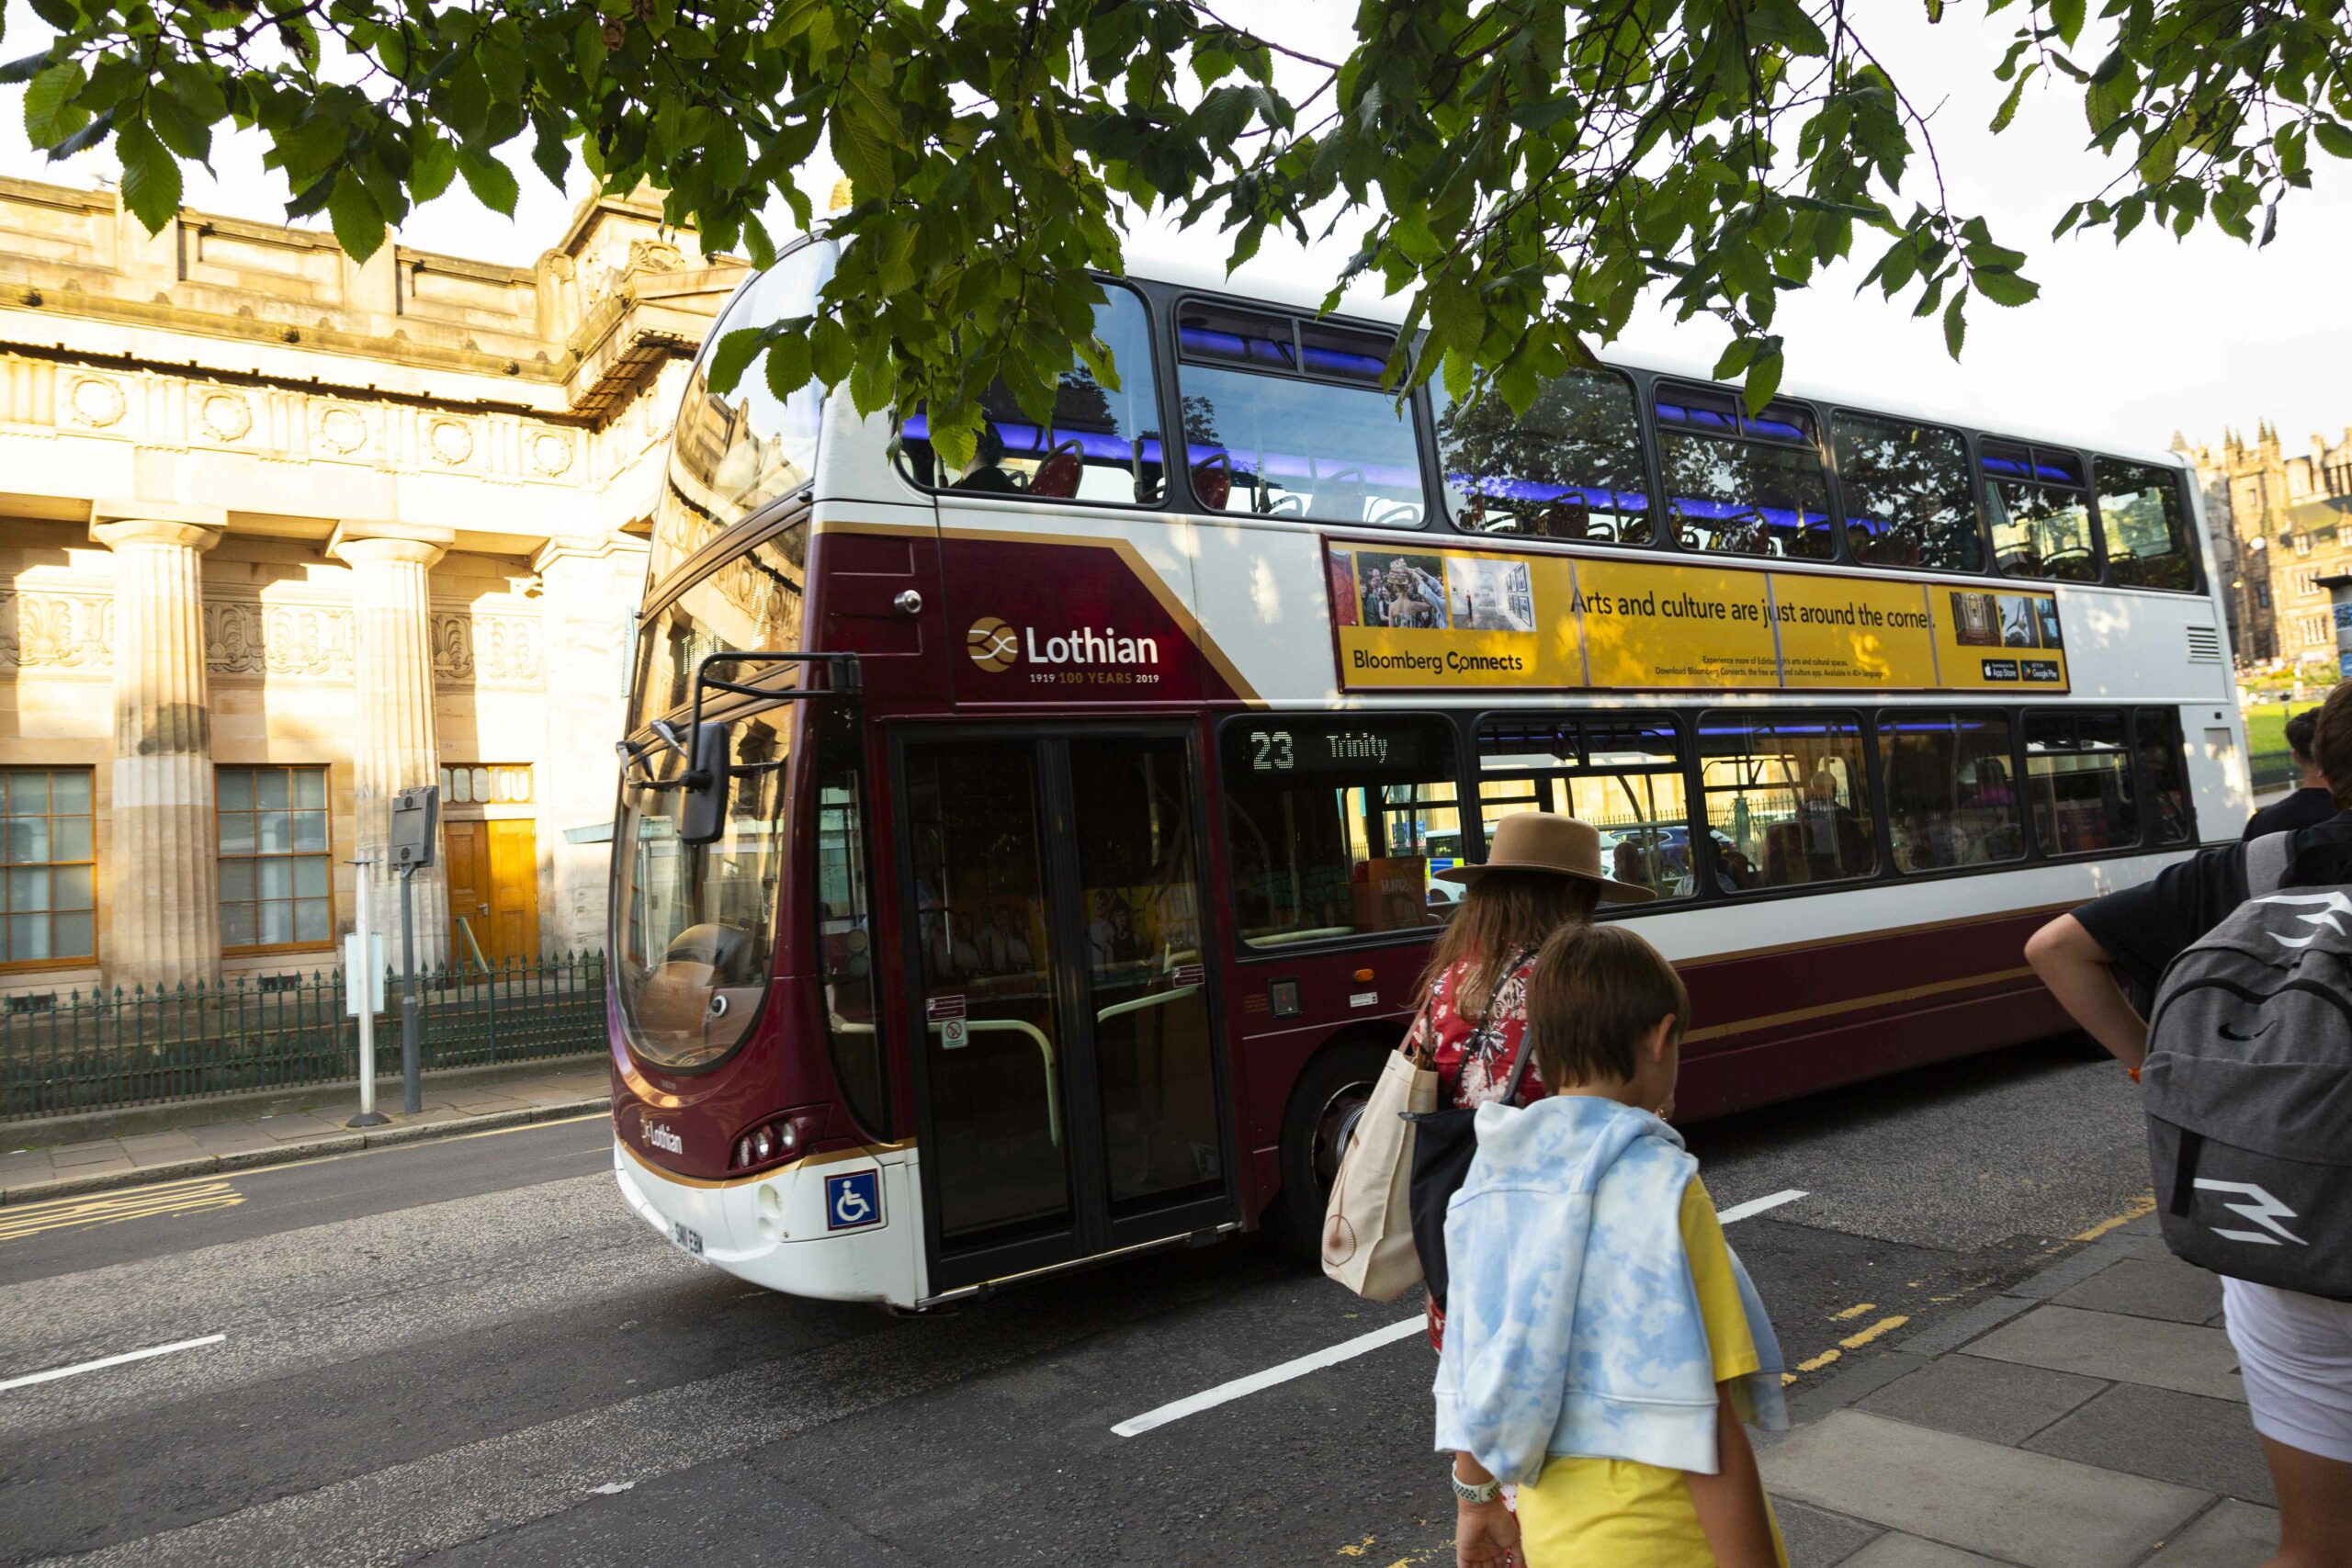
[1971,267,2039,307]
[1741,347,1785,413]
[22,61,85,143]
[1988,64,2033,133]
[2314,119,2352,160]
[117,120,181,232]
[809,317,853,386]
[410,136,457,204]
[1942,292,1966,360]
[762,331,813,402]
[457,148,518,215]
[147,92,211,164]
[707,327,765,397]
[2049,0,2086,47]
[327,169,385,263]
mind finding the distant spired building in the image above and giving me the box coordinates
[2178,422,2352,668]
[0,176,751,996]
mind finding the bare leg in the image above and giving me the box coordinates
[2258,1434,2352,1568]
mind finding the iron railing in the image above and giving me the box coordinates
[0,951,605,1122]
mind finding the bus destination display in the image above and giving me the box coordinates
[1328,543,2068,694]
[1228,723,1432,777]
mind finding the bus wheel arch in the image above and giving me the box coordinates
[1269,1026,1406,1262]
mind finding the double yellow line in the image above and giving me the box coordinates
[0,1174,244,1243]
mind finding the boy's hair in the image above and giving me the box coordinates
[2285,706,2320,767]
[1525,923,1690,1087]
[2316,684,2352,807]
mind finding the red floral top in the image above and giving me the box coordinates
[1408,950,1549,1357]
[1406,950,1549,1110]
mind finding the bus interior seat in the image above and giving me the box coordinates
[1028,442,1084,500]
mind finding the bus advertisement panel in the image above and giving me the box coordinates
[1328,541,2068,694]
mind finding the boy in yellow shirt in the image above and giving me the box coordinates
[1437,924,1788,1567]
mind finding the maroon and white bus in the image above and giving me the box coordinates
[608,234,2247,1308]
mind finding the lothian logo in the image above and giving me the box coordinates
[642,1120,684,1155]
[965,615,1159,673]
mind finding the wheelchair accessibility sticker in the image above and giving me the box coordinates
[825,1169,883,1233]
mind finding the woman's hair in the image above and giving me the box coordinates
[2315,682,2352,807]
[1525,923,1690,1088]
[1414,869,1600,1017]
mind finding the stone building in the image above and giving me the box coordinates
[2181,422,2352,669]
[0,174,749,998]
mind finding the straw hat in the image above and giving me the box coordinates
[1435,812,1657,903]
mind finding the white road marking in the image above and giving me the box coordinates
[0,1333,226,1393]
[1112,1317,1427,1438]
[1112,1188,1812,1437]
[1713,1188,1809,1224]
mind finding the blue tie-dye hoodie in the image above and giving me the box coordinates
[1432,1094,1787,1484]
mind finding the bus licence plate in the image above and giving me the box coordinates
[670,1221,704,1257]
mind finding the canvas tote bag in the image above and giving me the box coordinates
[1320,1027,1440,1301]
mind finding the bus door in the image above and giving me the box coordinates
[895,728,1236,1294]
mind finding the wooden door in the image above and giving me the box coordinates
[444,820,493,967]
[486,819,540,963]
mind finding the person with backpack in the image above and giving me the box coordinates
[1438,923,1788,1568]
[2025,681,2352,1568]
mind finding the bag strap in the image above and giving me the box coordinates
[2246,829,2296,900]
[1487,947,1541,1105]
[2167,1127,2205,1218]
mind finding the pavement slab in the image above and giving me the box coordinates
[1842,1535,2010,1567]
[2049,1256,2224,1325]
[1961,1303,2246,1402]
[1758,1409,2211,1568]
[1773,1497,1884,1568]
[2140,1499,2281,1567]
[1854,1351,2106,1447]
[2024,1382,2275,1506]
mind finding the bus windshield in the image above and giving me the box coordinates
[614,710,796,1072]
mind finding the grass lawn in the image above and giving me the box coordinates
[2245,701,2323,792]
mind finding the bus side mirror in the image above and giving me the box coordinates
[678,721,733,846]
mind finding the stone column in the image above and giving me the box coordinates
[90,502,225,992]
[328,522,454,968]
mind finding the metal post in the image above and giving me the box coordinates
[400,863,422,1115]
[349,856,388,1128]
[2322,574,2352,683]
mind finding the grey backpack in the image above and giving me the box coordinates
[2144,830,2352,1300]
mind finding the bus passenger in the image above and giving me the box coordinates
[1440,923,1789,1568]
[2245,706,2335,839]
[952,423,1020,493]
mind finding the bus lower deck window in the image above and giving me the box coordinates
[1698,712,1877,891]
[1475,715,1692,899]
[1883,712,2025,873]
[2026,711,2141,854]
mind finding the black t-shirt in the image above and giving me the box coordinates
[2074,813,2352,991]
[2243,785,2337,840]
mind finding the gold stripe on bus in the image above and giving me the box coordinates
[616,1134,915,1190]
[814,518,1266,705]
[1684,964,2040,1044]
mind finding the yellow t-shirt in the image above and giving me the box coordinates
[1513,1177,1789,1568]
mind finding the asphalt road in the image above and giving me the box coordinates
[0,1038,2152,1568]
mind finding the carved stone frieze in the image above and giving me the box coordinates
[430,610,543,687]
[201,599,354,680]
[0,591,114,671]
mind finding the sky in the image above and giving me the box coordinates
[3,0,2346,457]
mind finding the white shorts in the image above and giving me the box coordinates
[2222,1276,2352,1463]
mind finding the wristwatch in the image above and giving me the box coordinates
[1449,1465,1502,1506]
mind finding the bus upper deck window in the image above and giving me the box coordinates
[2096,459,2195,592]
[1437,369,1652,545]
[900,283,1166,507]
[1983,439,2099,582]
[1834,412,1983,572]
[1176,305,1425,528]
[1475,715,1692,899]
[1219,716,1458,945]
[1656,384,1834,561]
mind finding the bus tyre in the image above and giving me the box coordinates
[1272,1037,1395,1264]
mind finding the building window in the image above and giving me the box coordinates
[219,766,333,952]
[2294,532,2313,557]
[2303,615,2331,648]
[3,769,96,968]
[2294,567,2323,597]
[438,764,533,807]
[2256,582,2271,609]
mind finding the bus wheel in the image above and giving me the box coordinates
[1272,1037,1394,1263]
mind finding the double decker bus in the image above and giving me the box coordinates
[609,233,2247,1309]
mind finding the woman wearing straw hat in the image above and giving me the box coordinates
[1408,813,1653,1350]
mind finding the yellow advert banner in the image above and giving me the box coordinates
[1327,542,2068,694]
